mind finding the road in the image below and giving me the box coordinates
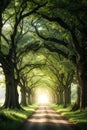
[18,105,79,130]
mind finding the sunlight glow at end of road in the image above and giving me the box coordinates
[37,94,49,104]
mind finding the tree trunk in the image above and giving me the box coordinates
[3,65,20,109]
[67,86,71,105]
[31,92,35,104]
[72,55,87,110]
[57,91,63,105]
[20,87,27,106]
[79,62,87,109]
[60,91,63,105]
[63,88,69,107]
[0,12,2,49]
[72,84,80,111]
[56,93,59,104]
[27,92,32,105]
[52,92,57,103]
[0,13,2,36]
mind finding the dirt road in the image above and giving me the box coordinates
[18,105,79,130]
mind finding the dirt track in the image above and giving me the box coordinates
[18,105,80,130]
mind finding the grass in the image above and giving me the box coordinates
[1,103,87,130]
[50,104,87,130]
[0,104,38,130]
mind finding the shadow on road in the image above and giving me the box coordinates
[17,105,81,130]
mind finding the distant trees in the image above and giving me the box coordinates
[45,53,74,107]
[19,68,45,105]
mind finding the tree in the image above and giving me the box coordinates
[46,53,74,107]
[0,0,47,108]
[32,0,87,109]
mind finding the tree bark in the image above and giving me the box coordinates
[57,91,63,105]
[63,88,68,107]
[79,60,87,109]
[72,84,80,111]
[20,87,27,106]
[72,55,87,110]
[2,63,20,109]
[27,92,32,105]
[67,86,71,105]
[56,93,59,104]
[0,13,2,36]
[59,91,63,105]
[52,92,57,103]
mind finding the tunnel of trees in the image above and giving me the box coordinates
[0,0,87,110]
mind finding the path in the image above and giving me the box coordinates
[18,105,79,130]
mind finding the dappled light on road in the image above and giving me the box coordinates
[28,106,72,125]
[18,105,76,130]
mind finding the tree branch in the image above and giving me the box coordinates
[44,43,68,58]
[37,14,71,31]
[1,33,9,44]
[31,22,68,47]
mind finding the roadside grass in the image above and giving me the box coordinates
[50,104,87,130]
[0,104,38,130]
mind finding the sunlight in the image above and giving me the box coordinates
[37,94,49,104]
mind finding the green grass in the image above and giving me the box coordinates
[50,104,87,130]
[0,104,38,130]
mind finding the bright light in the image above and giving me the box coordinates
[37,94,49,104]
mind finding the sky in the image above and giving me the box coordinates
[0,88,5,104]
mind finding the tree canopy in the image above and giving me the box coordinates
[0,0,87,110]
